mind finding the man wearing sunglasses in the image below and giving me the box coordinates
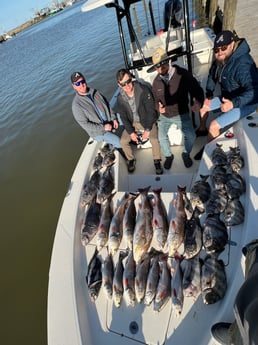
[71,71,125,157]
[115,69,163,174]
[149,47,204,169]
[194,30,258,160]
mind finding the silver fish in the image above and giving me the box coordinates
[135,251,152,303]
[223,197,245,226]
[211,143,227,166]
[154,257,171,312]
[167,186,186,257]
[108,193,129,255]
[201,254,227,304]
[190,175,211,208]
[151,188,169,251]
[203,214,228,253]
[169,256,184,317]
[182,256,201,300]
[144,254,160,306]
[102,251,114,300]
[81,196,101,246]
[93,152,103,170]
[123,250,136,307]
[97,165,114,203]
[86,248,102,302]
[184,206,203,259]
[96,193,114,251]
[112,251,127,308]
[205,188,228,215]
[122,194,137,250]
[81,170,101,206]
[133,186,153,264]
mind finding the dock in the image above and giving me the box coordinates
[214,0,258,65]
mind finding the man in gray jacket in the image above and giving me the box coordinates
[71,71,125,156]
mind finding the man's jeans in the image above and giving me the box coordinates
[157,113,195,157]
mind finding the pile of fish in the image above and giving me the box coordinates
[84,143,246,314]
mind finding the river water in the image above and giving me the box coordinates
[0,1,204,344]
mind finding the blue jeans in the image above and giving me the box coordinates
[210,97,258,128]
[157,113,196,157]
[94,131,122,148]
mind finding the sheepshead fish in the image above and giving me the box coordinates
[182,256,201,300]
[113,251,127,308]
[96,193,115,251]
[183,191,194,220]
[154,257,171,312]
[167,186,186,256]
[225,171,246,199]
[86,248,102,302]
[205,188,228,215]
[151,188,169,251]
[108,193,129,255]
[97,165,114,203]
[203,214,228,253]
[227,146,244,172]
[211,143,227,166]
[201,254,227,304]
[100,143,112,157]
[81,170,101,206]
[144,254,160,306]
[184,206,203,259]
[81,196,101,246]
[102,149,116,167]
[122,194,137,250]
[223,198,245,226]
[133,186,153,264]
[123,250,136,307]
[169,256,184,317]
[102,251,114,300]
[93,152,103,170]
[210,165,227,190]
[190,175,211,208]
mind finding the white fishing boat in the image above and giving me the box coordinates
[47,1,258,344]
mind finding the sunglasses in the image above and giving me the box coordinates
[119,78,132,87]
[214,45,228,54]
[74,79,86,86]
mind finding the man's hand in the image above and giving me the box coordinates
[199,98,211,117]
[221,97,233,112]
[159,102,166,114]
[113,119,119,129]
[191,97,202,112]
[142,130,150,141]
[130,132,139,143]
[104,123,113,131]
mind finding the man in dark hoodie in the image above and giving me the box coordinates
[194,30,258,160]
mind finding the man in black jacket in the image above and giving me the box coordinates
[115,69,163,174]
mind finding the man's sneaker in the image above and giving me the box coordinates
[154,160,163,175]
[127,159,136,173]
[194,146,204,160]
[182,152,193,168]
[211,322,231,345]
[164,155,174,169]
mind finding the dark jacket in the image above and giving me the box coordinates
[115,81,158,135]
[206,39,258,108]
[152,65,204,118]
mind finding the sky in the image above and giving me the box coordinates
[0,0,54,32]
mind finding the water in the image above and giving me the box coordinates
[0,1,202,344]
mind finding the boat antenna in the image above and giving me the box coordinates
[142,0,151,35]
[148,0,156,34]
[132,3,142,38]
[182,0,192,74]
[165,0,174,53]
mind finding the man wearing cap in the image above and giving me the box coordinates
[149,47,204,169]
[71,71,125,156]
[194,30,258,160]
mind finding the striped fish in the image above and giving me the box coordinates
[211,143,227,166]
[190,175,211,208]
[203,214,228,253]
[184,206,203,259]
[223,197,245,226]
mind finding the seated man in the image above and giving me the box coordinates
[115,69,163,174]
[211,239,258,345]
